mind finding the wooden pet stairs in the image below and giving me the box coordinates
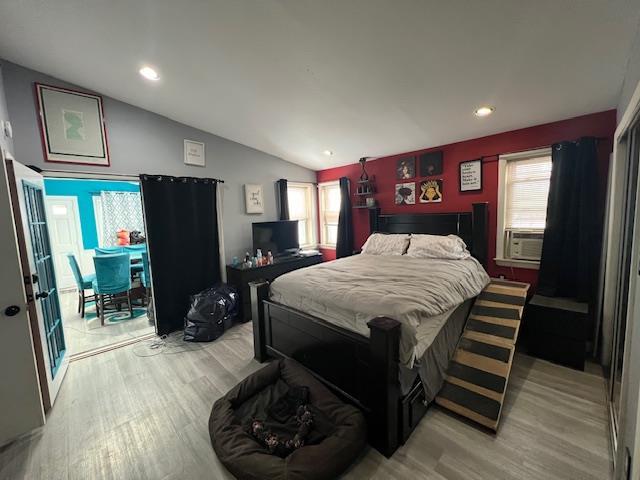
[435,278,530,430]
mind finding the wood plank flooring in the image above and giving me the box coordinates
[0,322,612,480]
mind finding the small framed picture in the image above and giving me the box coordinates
[419,179,443,203]
[419,151,443,176]
[35,83,110,166]
[184,139,205,167]
[395,182,415,205]
[396,156,416,180]
[244,184,264,214]
[459,158,482,192]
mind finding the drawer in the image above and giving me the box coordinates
[400,382,429,443]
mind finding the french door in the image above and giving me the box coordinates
[6,160,69,411]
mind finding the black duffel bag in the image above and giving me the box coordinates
[184,283,239,342]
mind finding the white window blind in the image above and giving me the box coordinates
[504,155,552,230]
[319,182,341,246]
[287,183,316,247]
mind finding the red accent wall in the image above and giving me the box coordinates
[317,110,616,287]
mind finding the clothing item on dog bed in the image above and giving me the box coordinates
[209,359,366,480]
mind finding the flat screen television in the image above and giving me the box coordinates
[252,220,299,257]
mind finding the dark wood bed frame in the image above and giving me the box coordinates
[250,203,489,457]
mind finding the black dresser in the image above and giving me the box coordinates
[226,253,323,322]
[521,294,589,370]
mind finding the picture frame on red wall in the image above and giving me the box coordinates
[459,158,483,192]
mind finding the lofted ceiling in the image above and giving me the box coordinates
[0,0,639,170]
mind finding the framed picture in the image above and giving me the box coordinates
[419,151,443,176]
[396,156,416,179]
[395,182,415,205]
[35,83,110,166]
[459,158,482,192]
[419,179,443,203]
[244,184,264,214]
[184,139,205,167]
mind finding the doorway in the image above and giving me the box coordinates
[42,177,155,357]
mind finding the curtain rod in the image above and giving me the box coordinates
[140,174,224,183]
[479,137,610,163]
[29,166,224,184]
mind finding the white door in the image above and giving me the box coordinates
[7,160,69,413]
[0,154,45,446]
[45,196,84,290]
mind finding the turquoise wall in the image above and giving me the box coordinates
[44,179,140,249]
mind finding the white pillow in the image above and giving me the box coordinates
[361,233,410,256]
[406,234,470,259]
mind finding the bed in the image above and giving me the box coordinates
[250,203,489,457]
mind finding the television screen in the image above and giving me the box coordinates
[252,220,299,257]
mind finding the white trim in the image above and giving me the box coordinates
[496,147,552,262]
[609,75,640,479]
[616,76,640,142]
[317,180,339,188]
[287,181,318,248]
[216,185,226,282]
[317,181,340,248]
[41,169,139,182]
[499,147,551,162]
[494,257,540,270]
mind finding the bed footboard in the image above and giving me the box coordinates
[249,280,402,457]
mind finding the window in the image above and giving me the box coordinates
[287,182,317,248]
[318,181,341,247]
[496,148,552,267]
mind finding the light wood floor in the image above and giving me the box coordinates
[0,322,612,480]
[60,290,155,356]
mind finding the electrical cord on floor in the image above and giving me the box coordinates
[130,331,208,357]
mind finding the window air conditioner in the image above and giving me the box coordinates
[507,231,544,261]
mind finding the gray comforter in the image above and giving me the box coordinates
[270,253,489,368]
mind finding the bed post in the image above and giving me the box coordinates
[367,316,401,458]
[472,202,489,268]
[250,281,269,362]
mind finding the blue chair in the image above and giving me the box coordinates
[66,253,96,318]
[125,244,146,253]
[95,246,125,256]
[92,253,132,326]
[141,251,151,289]
[141,251,152,306]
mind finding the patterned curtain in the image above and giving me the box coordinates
[99,191,145,246]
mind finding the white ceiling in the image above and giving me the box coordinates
[0,1,639,170]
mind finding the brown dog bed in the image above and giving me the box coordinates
[209,359,366,480]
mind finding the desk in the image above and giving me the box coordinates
[226,253,323,322]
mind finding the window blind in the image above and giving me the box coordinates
[505,155,552,230]
[319,182,341,246]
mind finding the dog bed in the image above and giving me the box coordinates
[209,358,366,480]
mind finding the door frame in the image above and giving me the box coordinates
[607,77,640,479]
[37,169,159,338]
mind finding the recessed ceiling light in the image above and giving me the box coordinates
[474,106,495,117]
[139,66,160,81]
[323,150,334,156]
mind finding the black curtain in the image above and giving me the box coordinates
[140,175,221,335]
[276,179,290,221]
[335,177,354,258]
[538,137,598,301]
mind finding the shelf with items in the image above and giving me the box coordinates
[353,156,377,209]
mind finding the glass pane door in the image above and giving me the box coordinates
[22,181,66,377]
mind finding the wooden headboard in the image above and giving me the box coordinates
[370,202,489,267]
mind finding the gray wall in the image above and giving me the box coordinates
[0,61,315,263]
[0,64,15,158]
[619,28,640,120]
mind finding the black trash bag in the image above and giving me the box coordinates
[184,283,239,342]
